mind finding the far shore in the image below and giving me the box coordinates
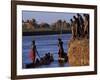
[23,30,71,36]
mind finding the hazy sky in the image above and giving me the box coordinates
[22,11,83,24]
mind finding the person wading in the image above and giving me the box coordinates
[58,38,65,60]
[29,40,40,64]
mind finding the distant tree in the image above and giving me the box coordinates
[66,22,71,30]
[63,20,66,23]
[63,20,67,28]
[27,20,29,23]
[32,18,38,28]
[22,20,24,23]
[57,19,62,30]
[39,23,50,28]
[32,18,36,25]
[22,23,27,32]
[58,19,62,26]
[51,23,56,30]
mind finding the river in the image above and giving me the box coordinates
[22,34,72,68]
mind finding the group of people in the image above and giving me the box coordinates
[28,38,67,67]
[70,13,89,40]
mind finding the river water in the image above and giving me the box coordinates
[22,34,72,68]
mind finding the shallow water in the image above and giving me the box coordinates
[22,34,72,68]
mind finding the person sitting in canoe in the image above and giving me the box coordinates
[58,38,65,61]
[29,40,40,64]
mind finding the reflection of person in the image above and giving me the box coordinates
[58,38,64,58]
[29,40,37,64]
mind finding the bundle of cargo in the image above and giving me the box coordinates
[26,52,54,68]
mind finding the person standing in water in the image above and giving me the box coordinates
[58,38,64,59]
[29,40,38,64]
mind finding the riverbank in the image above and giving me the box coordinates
[67,38,89,66]
[23,30,71,36]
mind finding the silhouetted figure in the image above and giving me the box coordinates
[83,14,89,38]
[77,13,84,37]
[29,40,38,64]
[73,15,81,38]
[58,38,65,58]
[32,40,37,63]
[70,19,77,39]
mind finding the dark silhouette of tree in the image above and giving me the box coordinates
[31,18,38,28]
[27,20,29,23]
